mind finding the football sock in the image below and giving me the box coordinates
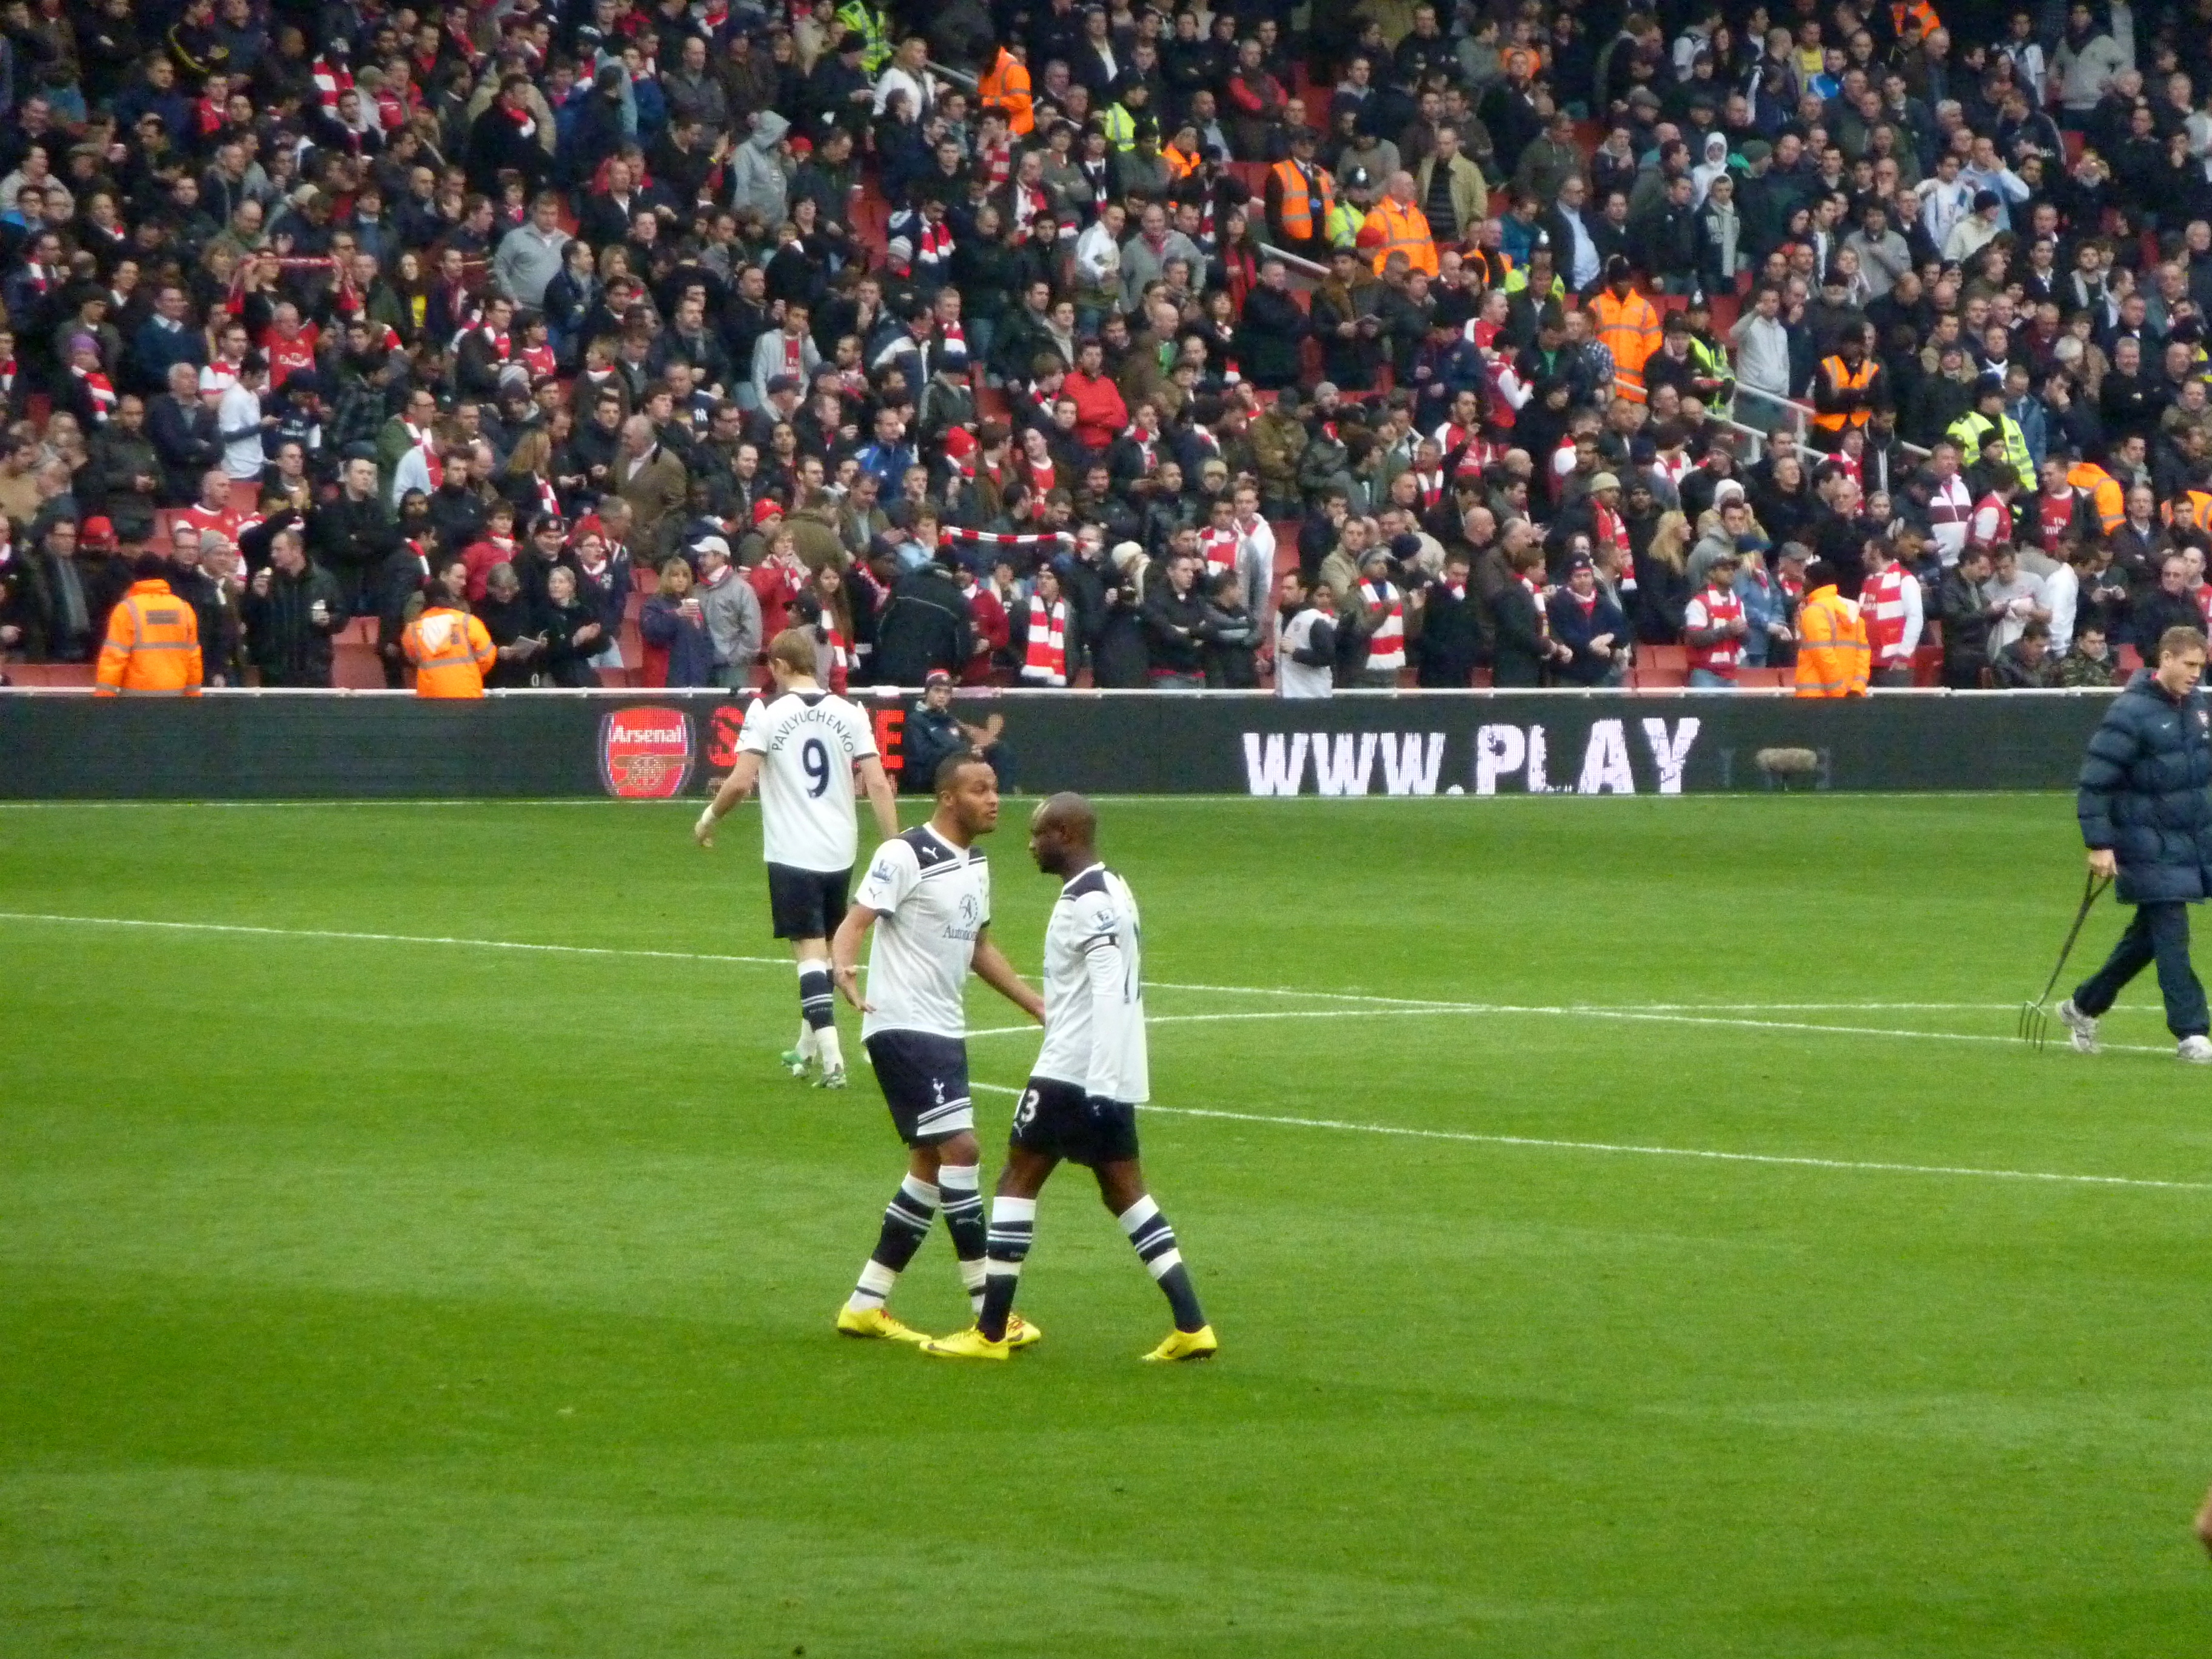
[1119,1195,1206,1333]
[794,1021,816,1061]
[814,1025,845,1074]
[978,1195,1036,1342]
[796,959,836,1031]
[937,1162,988,1315]
[844,1175,938,1312]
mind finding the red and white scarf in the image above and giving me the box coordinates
[916,220,954,269]
[1592,498,1635,592]
[78,368,116,423]
[1020,594,1068,685]
[313,56,355,112]
[1412,469,1443,511]
[1200,523,1239,575]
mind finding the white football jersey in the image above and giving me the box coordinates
[1031,863,1149,1103]
[737,691,879,872]
[853,825,991,1041]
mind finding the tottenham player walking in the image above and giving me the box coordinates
[694,629,900,1088]
[923,793,1216,1363]
[828,752,1047,1344]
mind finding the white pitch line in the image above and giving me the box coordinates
[967,1084,2212,1193]
[0,910,795,968]
[0,911,2170,1056]
[967,1007,1471,1039]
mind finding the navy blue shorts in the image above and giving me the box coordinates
[1009,1076,1141,1167]
[864,1030,974,1145]
[765,862,850,940]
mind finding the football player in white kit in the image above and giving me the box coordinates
[694,630,900,1088]
[923,793,1217,1362]
[828,751,1048,1344]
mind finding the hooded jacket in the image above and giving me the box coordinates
[729,111,790,227]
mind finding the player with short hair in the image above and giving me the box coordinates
[695,628,900,1088]
[923,792,1217,1362]
[828,751,1047,1344]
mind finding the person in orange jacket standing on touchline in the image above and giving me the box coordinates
[1794,558,1871,697]
[96,553,203,695]
[403,552,497,697]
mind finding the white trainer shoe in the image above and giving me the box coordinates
[2057,998,2099,1054]
[2179,1036,2212,1065]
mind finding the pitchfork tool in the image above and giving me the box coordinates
[2019,871,2114,1050]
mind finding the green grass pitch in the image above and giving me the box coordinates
[4,792,2210,1657]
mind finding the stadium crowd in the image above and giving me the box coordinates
[3,0,2211,695]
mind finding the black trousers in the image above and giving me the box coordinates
[2074,900,2211,1039]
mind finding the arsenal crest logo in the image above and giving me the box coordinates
[600,706,695,799]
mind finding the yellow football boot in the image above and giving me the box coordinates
[835,1305,930,1344]
[1142,1325,1219,1362]
[1005,1313,1042,1349]
[920,1326,1010,1361]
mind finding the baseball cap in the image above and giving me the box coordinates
[1567,552,1594,572]
[692,534,731,560]
[923,668,954,688]
[81,515,115,546]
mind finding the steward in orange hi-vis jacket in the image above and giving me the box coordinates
[95,558,203,695]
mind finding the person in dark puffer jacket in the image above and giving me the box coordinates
[2059,624,2212,1062]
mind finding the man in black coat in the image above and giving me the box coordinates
[1234,259,1309,392]
[307,452,404,608]
[873,548,973,685]
[147,361,221,504]
[468,75,552,197]
[2059,626,2212,1061]
[1141,550,1209,686]
[1415,549,1483,686]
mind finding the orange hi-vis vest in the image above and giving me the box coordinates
[95,578,202,694]
[2164,488,2212,533]
[976,47,1034,136]
[1590,287,1662,401]
[1794,583,1871,697]
[404,603,495,697]
[1163,142,1201,179]
[1358,579,1405,671]
[2068,461,2125,533]
[1862,563,1913,666]
[1020,595,1067,685]
[1685,583,1743,677]
[1813,354,1877,432]
[1270,159,1335,242]
[1367,196,1438,277]
[1889,0,1940,39]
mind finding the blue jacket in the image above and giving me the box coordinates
[2077,668,2212,903]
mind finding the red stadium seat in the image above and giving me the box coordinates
[1737,666,1794,688]
[5,662,95,686]
[230,478,261,514]
[333,642,386,688]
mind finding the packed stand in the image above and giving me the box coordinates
[3,0,2208,697]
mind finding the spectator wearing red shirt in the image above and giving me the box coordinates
[958,564,1007,683]
[261,303,320,387]
[1061,337,1128,455]
[460,500,522,601]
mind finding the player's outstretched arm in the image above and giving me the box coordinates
[972,928,1045,1023]
[856,756,901,843]
[694,752,764,848]
[830,904,879,1012]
